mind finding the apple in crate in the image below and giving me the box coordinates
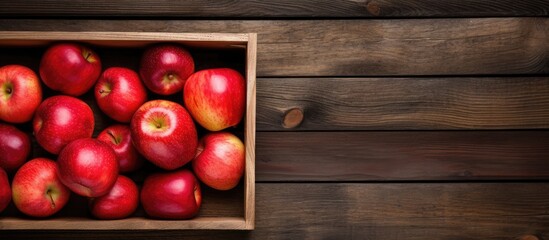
[40,43,102,96]
[97,125,143,173]
[33,95,95,154]
[95,67,147,123]
[89,175,139,220]
[12,158,71,217]
[57,138,118,197]
[184,68,245,131]
[130,100,198,170]
[0,168,11,213]
[141,169,201,219]
[0,123,31,172]
[193,132,245,190]
[139,44,194,95]
[0,64,42,123]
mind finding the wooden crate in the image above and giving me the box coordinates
[0,31,256,230]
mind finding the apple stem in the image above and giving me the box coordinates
[85,52,92,60]
[195,144,204,158]
[47,189,56,209]
[5,88,11,94]
[107,131,121,145]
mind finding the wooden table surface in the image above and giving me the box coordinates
[1,1,549,239]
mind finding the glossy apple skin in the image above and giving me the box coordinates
[57,138,118,197]
[33,95,94,154]
[95,67,147,123]
[184,68,245,131]
[130,100,198,170]
[40,43,102,96]
[0,64,42,123]
[193,132,245,190]
[141,169,201,219]
[0,123,31,172]
[0,168,11,213]
[139,44,194,95]
[12,158,71,218]
[89,175,139,220]
[97,125,143,173]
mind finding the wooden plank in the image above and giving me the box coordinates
[2,183,549,239]
[0,18,547,76]
[256,77,549,130]
[256,131,549,181]
[0,0,547,18]
[257,183,549,239]
[0,31,250,42]
[0,184,245,229]
[0,31,249,49]
[244,33,257,230]
[0,217,247,230]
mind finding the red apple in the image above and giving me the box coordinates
[139,44,194,95]
[183,68,245,131]
[57,138,118,197]
[0,123,31,172]
[33,95,94,154]
[11,158,71,218]
[89,175,139,220]
[130,100,197,170]
[0,168,10,213]
[193,132,245,190]
[95,67,147,123]
[0,64,42,123]
[141,169,201,219]
[97,125,143,173]
[40,43,102,96]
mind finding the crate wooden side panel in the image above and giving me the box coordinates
[0,32,256,230]
[0,217,248,230]
[244,33,257,230]
[0,18,547,77]
[0,31,249,48]
[0,183,245,230]
[0,0,547,18]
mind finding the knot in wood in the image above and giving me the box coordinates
[282,107,304,129]
[366,1,381,16]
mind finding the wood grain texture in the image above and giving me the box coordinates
[3,183,548,239]
[256,77,549,130]
[256,131,549,181]
[0,183,245,230]
[0,217,248,230]
[0,31,250,49]
[0,0,547,18]
[244,33,257,229]
[0,18,547,76]
[0,31,250,42]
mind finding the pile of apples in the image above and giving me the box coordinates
[0,42,246,220]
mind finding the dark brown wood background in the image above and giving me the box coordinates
[1,1,549,239]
